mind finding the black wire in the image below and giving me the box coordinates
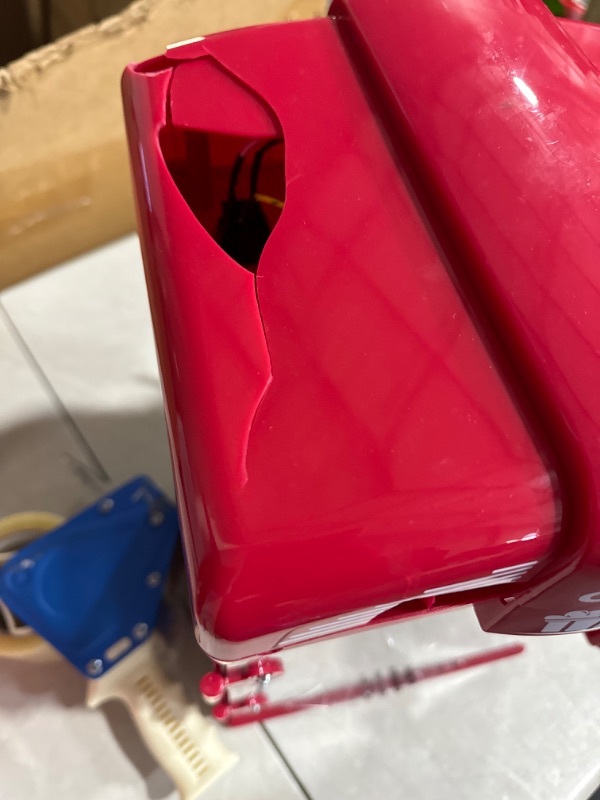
[227,151,248,201]
[227,139,283,202]
[227,139,263,201]
[250,139,283,197]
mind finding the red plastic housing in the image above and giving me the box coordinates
[123,0,600,661]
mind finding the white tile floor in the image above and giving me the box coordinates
[2,235,600,800]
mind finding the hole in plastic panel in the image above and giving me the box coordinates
[159,126,285,272]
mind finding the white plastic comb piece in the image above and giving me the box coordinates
[86,635,237,799]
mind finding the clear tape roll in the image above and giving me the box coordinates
[0,511,64,658]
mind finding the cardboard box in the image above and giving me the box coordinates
[0,0,325,289]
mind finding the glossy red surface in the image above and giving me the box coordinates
[329,0,600,636]
[123,2,600,660]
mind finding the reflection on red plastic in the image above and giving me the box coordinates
[123,0,600,660]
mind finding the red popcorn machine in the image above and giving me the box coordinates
[122,0,600,723]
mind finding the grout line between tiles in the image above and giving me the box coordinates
[261,723,314,800]
[0,299,112,487]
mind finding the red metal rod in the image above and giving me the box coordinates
[215,642,524,726]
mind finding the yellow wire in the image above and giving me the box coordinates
[254,193,284,210]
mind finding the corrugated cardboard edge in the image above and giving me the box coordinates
[0,0,151,94]
[0,0,325,290]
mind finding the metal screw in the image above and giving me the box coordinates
[145,571,161,589]
[133,622,149,640]
[149,510,165,527]
[87,658,103,677]
[99,498,115,514]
